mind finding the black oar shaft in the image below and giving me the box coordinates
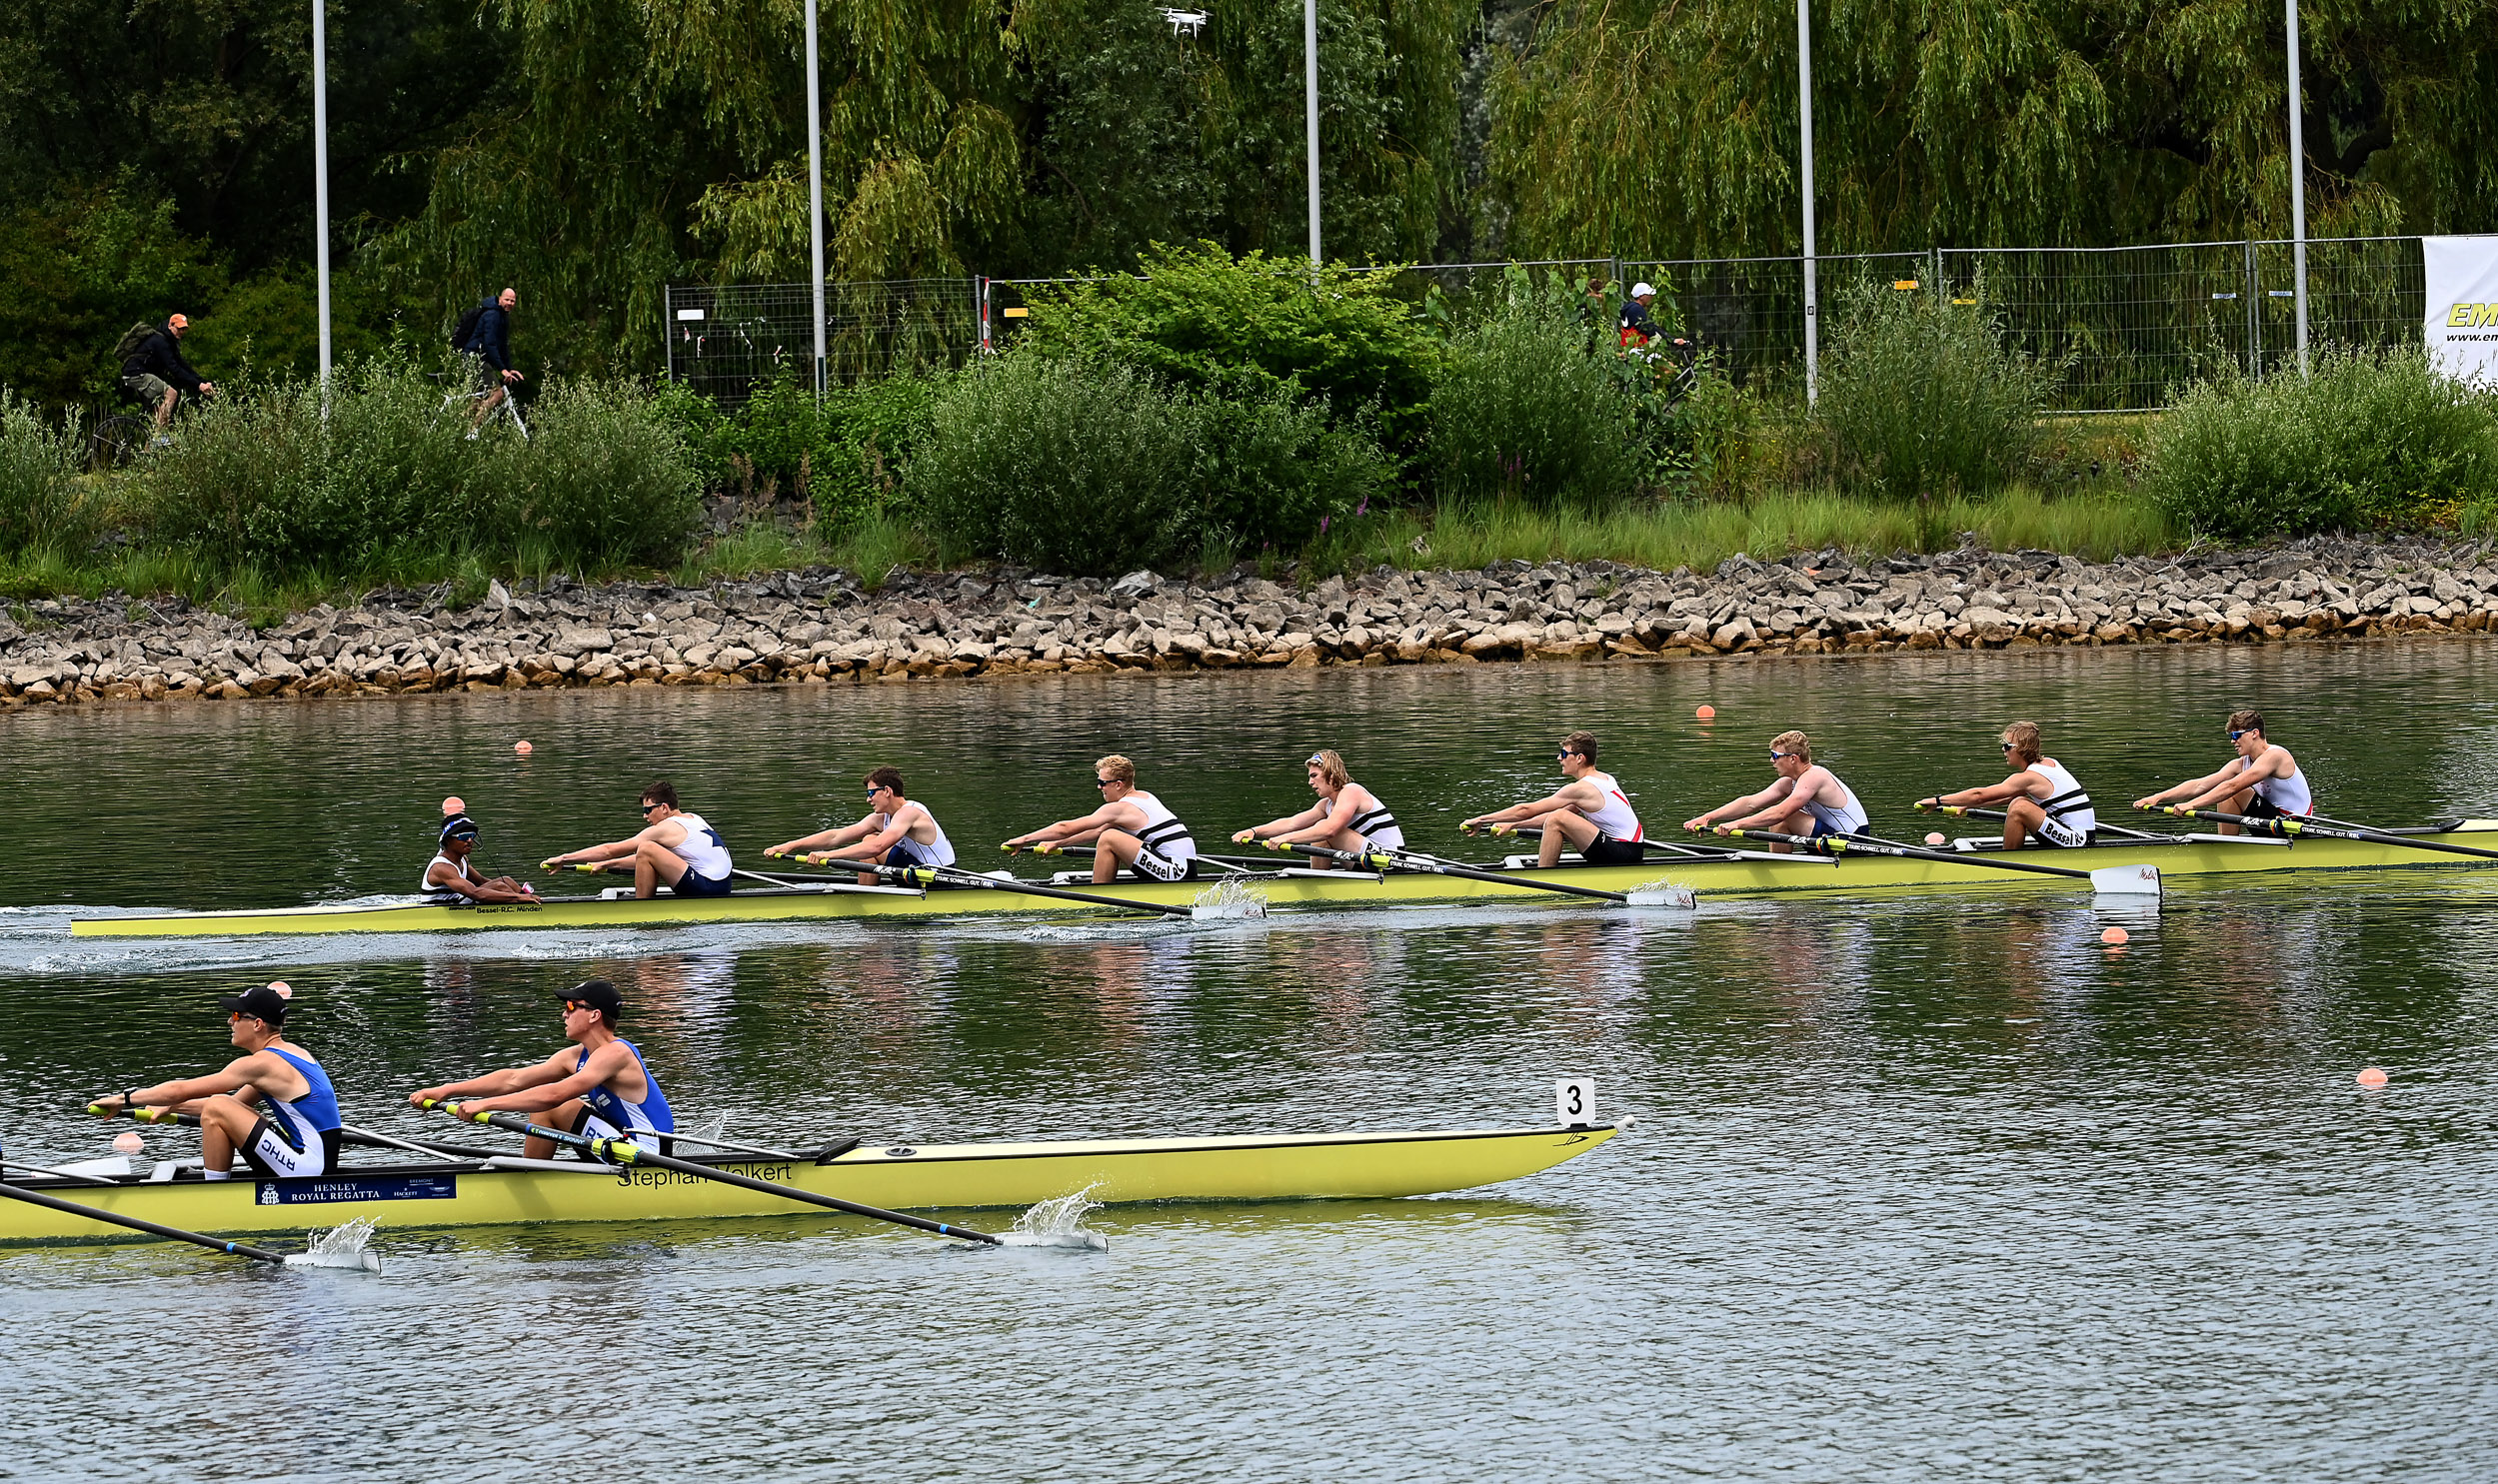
[1727,827,2091,880]
[2165,807,2498,861]
[1300,843,1628,902]
[433,1103,1006,1246]
[773,852,1195,916]
[0,1180,288,1262]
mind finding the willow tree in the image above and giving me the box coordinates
[1485,0,2498,260]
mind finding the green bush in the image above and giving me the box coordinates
[498,379,705,567]
[2145,347,2498,539]
[1813,280,2056,499]
[0,393,100,556]
[1195,373,1391,555]
[1019,244,1437,455]
[660,373,938,527]
[1427,305,1640,507]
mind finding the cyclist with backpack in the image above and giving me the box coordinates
[116,313,215,440]
[455,288,521,432]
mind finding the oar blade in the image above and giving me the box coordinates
[1624,883,1698,909]
[2089,864,2163,898]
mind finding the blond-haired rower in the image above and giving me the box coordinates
[1915,721,2097,848]
[1003,754,1199,885]
[1234,750,1404,865]
[1681,731,1869,851]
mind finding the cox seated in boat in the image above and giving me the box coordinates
[769,766,956,885]
[422,813,538,904]
[1003,753,1199,885]
[1233,749,1403,867]
[1916,721,2097,848]
[542,780,734,898]
[90,983,343,1180]
[2131,709,2316,833]
[1459,731,1646,868]
[411,978,676,1159]
[1682,730,1871,851]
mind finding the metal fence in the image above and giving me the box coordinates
[669,238,2429,412]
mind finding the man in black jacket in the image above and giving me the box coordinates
[461,287,521,431]
[121,313,216,437]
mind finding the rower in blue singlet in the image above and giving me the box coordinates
[91,982,345,1178]
[1234,748,1405,863]
[411,977,679,1160]
[2132,708,2316,834]
[542,779,734,898]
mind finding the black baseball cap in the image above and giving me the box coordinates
[222,984,291,1023]
[560,978,622,1017]
[440,814,480,843]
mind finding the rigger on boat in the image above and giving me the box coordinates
[63,722,2498,939]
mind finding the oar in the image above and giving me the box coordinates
[114,1103,508,1163]
[1,1157,125,1188]
[1283,842,1690,907]
[2150,806,2498,862]
[422,1100,1098,1248]
[1917,801,2168,841]
[776,848,1200,918]
[1717,827,2162,895]
[0,1181,295,1263]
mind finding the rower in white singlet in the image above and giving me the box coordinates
[769,766,957,885]
[90,983,345,1179]
[1461,731,1648,868]
[411,978,680,1160]
[1684,730,1870,851]
[1235,749,1405,864]
[2132,709,2315,834]
[541,779,735,898]
[1918,721,2097,848]
[1005,754,1201,885]
[421,813,537,903]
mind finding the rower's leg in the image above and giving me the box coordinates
[195,1095,255,1174]
[1539,810,1597,867]
[2213,783,2256,835]
[1094,829,1143,884]
[1764,805,1813,853]
[634,840,690,898]
[2002,797,2043,847]
[525,1100,587,1161]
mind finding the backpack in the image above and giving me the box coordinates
[450,301,490,353]
[114,320,159,366]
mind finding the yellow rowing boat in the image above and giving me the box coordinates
[0,1122,1619,1244]
[63,822,2498,937]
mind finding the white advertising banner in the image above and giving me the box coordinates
[2423,235,2498,383]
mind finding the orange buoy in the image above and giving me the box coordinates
[2357,1066,2388,1087]
[1695,705,1716,721]
[2099,926,2128,945]
[514,740,534,755]
[113,1130,144,1154]
[1924,831,1946,845]
[442,795,466,815]
[268,980,292,997]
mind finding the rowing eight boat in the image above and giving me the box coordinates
[0,1122,1618,1244]
[63,821,2498,937]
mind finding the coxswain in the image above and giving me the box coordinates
[89,983,342,1180]
[1915,721,2096,847]
[1003,753,1198,885]
[541,779,733,898]
[769,766,956,884]
[422,813,538,903]
[1234,749,1404,865]
[2130,709,2315,832]
[1459,732,1646,868]
[1681,730,1870,850]
[410,978,676,1159]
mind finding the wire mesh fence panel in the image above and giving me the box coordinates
[1943,243,2260,411]
[2254,237,2425,379]
[1618,253,1929,389]
[663,280,977,405]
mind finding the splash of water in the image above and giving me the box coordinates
[1001,1184,1110,1250]
[1189,875,1268,920]
[1624,878,1697,909]
[284,1216,383,1272]
[680,1109,730,1145]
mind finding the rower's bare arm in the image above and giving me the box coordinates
[1463,793,1565,830]
[412,1056,568,1106]
[771,818,869,856]
[1237,804,1322,843]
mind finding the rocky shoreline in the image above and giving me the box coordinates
[2,537,2494,706]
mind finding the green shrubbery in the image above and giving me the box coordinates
[2143,347,2498,539]
[1811,281,2056,499]
[0,393,99,557]
[663,373,939,527]
[908,354,1388,575]
[1427,305,1641,507]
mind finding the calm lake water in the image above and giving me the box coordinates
[3,641,2497,1480]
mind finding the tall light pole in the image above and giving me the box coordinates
[806,0,827,397]
[1304,0,1321,267]
[1796,0,1817,405]
[2284,0,2309,376]
[312,0,332,390]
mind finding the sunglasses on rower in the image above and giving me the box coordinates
[1095,776,1119,789]
[2227,729,2253,742]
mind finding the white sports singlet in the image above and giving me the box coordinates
[1800,770,1870,835]
[420,852,467,903]
[1125,789,1198,881]
[667,810,734,881]
[2247,756,2314,816]
[880,800,957,867]
[1579,770,1644,842]
[2028,758,2096,847]
[1338,784,1404,850]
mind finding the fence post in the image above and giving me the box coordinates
[2285,0,2309,375]
[2244,240,2259,380]
[1795,0,1818,405]
[664,284,674,385]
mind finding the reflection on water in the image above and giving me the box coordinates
[2,643,2496,1477]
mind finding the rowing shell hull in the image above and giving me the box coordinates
[0,1124,1618,1245]
[64,824,2498,937]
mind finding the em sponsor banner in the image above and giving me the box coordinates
[2425,235,2498,381]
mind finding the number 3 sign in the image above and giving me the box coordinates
[1553,1077,1596,1126]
